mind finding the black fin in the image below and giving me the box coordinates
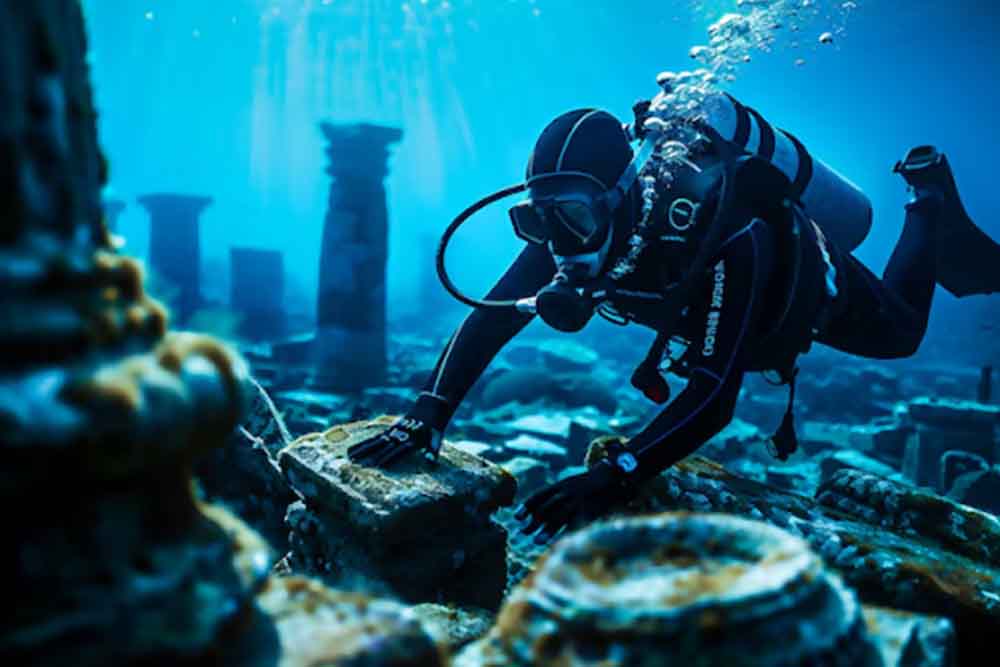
[895,146,1000,297]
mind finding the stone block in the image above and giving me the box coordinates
[278,417,516,609]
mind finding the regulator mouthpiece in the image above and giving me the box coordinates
[535,279,595,332]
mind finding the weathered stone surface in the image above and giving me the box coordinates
[766,462,818,496]
[818,469,1000,566]
[863,606,955,667]
[408,603,494,652]
[948,468,1000,516]
[907,398,1000,429]
[608,456,1000,663]
[279,417,515,540]
[257,576,445,667]
[196,377,296,549]
[940,451,990,497]
[536,339,600,373]
[510,413,573,440]
[284,499,509,609]
[819,449,907,486]
[479,368,618,413]
[279,417,516,609]
[504,433,569,461]
[459,513,881,667]
[903,398,999,490]
[8,480,273,665]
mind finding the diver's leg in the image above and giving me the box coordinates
[879,195,939,337]
[817,248,929,359]
[894,145,1000,297]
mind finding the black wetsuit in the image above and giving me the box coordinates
[419,195,940,479]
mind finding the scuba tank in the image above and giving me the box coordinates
[700,92,872,252]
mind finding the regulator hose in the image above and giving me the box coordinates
[435,182,528,309]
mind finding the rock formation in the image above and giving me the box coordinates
[459,513,884,666]
[588,448,998,663]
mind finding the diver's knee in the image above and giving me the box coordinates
[896,330,924,358]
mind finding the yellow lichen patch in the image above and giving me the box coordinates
[146,298,168,337]
[93,249,117,273]
[662,562,750,608]
[495,598,535,641]
[116,255,145,300]
[125,303,148,331]
[90,305,123,344]
[698,609,724,629]
[323,427,349,443]
[156,333,243,402]
[576,551,623,585]
[63,355,148,414]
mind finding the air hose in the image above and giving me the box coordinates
[435,182,527,310]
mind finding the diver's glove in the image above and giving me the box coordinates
[514,442,639,544]
[346,392,450,468]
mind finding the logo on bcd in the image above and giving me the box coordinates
[668,197,700,231]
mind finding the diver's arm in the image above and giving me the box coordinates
[617,220,772,481]
[415,242,556,430]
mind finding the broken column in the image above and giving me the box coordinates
[137,193,212,323]
[278,417,516,609]
[230,246,286,340]
[458,513,883,666]
[0,3,271,661]
[314,122,402,391]
[902,397,1000,491]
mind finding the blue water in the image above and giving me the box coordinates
[83,1,1000,365]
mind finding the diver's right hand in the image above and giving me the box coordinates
[346,392,451,468]
[347,415,442,468]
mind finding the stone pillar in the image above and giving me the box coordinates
[137,193,212,323]
[314,122,402,391]
[230,247,286,340]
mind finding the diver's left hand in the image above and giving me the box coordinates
[514,460,634,544]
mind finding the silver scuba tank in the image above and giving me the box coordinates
[702,93,872,252]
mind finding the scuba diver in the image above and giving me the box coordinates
[347,92,1000,543]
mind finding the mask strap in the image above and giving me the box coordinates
[603,134,660,212]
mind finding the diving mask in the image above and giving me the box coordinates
[508,172,613,255]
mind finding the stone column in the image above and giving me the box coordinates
[137,193,212,323]
[314,123,402,391]
[230,247,286,340]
